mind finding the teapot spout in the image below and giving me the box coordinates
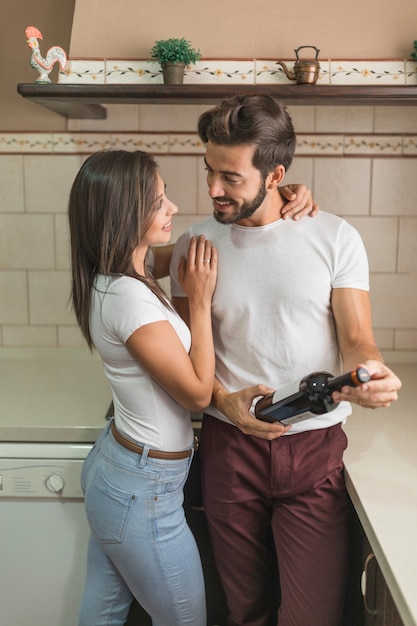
[275,61,296,81]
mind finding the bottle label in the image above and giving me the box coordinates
[253,381,312,424]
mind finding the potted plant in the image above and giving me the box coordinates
[411,40,417,61]
[149,37,201,85]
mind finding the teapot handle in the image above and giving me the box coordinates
[294,45,320,60]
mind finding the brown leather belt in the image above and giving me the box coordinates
[111,420,193,460]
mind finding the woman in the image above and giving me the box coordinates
[68,150,217,626]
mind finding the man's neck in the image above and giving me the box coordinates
[236,192,285,227]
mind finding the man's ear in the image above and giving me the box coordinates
[266,165,286,189]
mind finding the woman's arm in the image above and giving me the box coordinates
[127,236,217,411]
[278,184,319,220]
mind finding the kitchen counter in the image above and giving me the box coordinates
[0,348,112,442]
[1,349,416,623]
[344,361,417,626]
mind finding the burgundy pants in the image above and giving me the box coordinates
[200,415,349,626]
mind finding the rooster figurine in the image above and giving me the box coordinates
[25,26,67,83]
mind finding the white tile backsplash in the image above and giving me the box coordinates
[0,100,416,348]
[314,158,372,215]
[371,159,417,216]
[0,156,25,213]
[28,271,74,325]
[24,155,82,213]
[0,272,28,324]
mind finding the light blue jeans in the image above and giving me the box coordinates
[78,421,206,626]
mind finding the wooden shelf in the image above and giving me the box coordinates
[17,83,417,120]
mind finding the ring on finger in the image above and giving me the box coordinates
[203,258,211,263]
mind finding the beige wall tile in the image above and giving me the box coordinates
[0,271,28,324]
[285,157,314,189]
[140,104,202,132]
[1,125,415,351]
[55,214,70,270]
[398,217,417,272]
[370,274,417,327]
[68,104,140,132]
[3,326,57,347]
[28,271,74,325]
[373,329,395,351]
[315,106,374,133]
[374,106,417,132]
[0,156,24,213]
[395,330,417,350]
[157,156,198,214]
[0,215,55,270]
[24,155,82,213]
[371,159,417,216]
[288,106,316,133]
[345,217,398,272]
[58,326,86,347]
[314,158,371,215]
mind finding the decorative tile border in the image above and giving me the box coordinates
[0,133,54,153]
[329,61,407,85]
[52,133,111,152]
[104,61,162,84]
[1,132,417,157]
[343,135,404,155]
[297,134,344,155]
[185,61,255,84]
[59,60,106,84]
[58,58,417,86]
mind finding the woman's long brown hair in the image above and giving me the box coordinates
[68,150,171,349]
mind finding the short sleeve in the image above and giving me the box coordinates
[332,221,369,291]
[101,277,170,343]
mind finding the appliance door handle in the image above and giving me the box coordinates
[361,552,379,616]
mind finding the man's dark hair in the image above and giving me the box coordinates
[198,94,296,177]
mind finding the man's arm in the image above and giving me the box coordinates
[331,288,401,407]
[211,377,291,439]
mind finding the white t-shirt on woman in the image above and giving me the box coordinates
[91,274,194,451]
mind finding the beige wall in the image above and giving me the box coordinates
[4,0,417,131]
[0,1,416,353]
[0,0,74,132]
[70,0,417,59]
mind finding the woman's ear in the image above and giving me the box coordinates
[266,165,286,190]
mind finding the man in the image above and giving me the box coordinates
[170,95,401,626]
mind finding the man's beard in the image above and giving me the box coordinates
[213,181,267,225]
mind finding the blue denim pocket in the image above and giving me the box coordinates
[85,466,137,544]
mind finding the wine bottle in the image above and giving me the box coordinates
[254,367,370,425]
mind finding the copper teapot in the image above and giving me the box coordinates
[276,46,321,85]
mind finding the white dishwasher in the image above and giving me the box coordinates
[0,441,93,626]
[0,348,113,626]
